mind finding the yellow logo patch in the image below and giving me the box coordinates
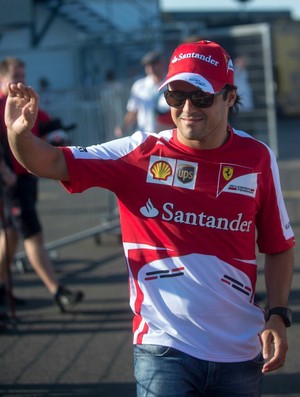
[222,166,234,181]
[150,161,173,181]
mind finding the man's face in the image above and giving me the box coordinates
[168,80,236,150]
[0,64,26,94]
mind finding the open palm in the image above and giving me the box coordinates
[5,83,39,134]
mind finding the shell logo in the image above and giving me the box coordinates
[150,161,172,180]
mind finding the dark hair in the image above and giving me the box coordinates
[222,84,241,116]
[0,57,25,76]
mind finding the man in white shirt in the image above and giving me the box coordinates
[115,50,174,136]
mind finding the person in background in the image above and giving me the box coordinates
[0,144,17,326]
[0,57,83,313]
[234,56,254,112]
[5,40,294,396]
[114,49,174,137]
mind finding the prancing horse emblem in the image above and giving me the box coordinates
[222,166,234,181]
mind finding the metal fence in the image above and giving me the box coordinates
[40,80,132,145]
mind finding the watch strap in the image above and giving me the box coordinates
[266,307,292,327]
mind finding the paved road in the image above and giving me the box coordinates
[0,117,300,397]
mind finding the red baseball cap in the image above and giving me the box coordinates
[159,40,234,93]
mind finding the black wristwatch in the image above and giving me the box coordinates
[265,307,293,327]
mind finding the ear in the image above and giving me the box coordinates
[227,90,237,107]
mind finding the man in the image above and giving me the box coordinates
[4,41,295,396]
[114,49,174,137]
[0,57,83,313]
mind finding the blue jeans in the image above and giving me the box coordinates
[134,345,264,397]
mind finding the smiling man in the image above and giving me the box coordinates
[4,40,295,397]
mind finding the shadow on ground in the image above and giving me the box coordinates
[0,383,136,397]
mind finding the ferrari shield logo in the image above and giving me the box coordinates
[222,166,234,181]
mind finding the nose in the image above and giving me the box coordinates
[182,97,196,112]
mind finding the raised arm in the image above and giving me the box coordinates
[5,83,69,181]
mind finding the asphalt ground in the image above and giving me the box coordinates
[0,117,300,397]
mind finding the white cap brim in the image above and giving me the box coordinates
[159,72,216,93]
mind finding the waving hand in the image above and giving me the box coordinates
[5,83,39,136]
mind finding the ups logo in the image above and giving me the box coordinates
[177,164,195,184]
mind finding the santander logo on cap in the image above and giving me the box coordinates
[171,52,220,67]
[159,40,234,93]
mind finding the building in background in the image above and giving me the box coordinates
[0,0,163,89]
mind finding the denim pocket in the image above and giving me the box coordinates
[134,344,172,357]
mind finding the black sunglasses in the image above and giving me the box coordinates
[164,89,225,109]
